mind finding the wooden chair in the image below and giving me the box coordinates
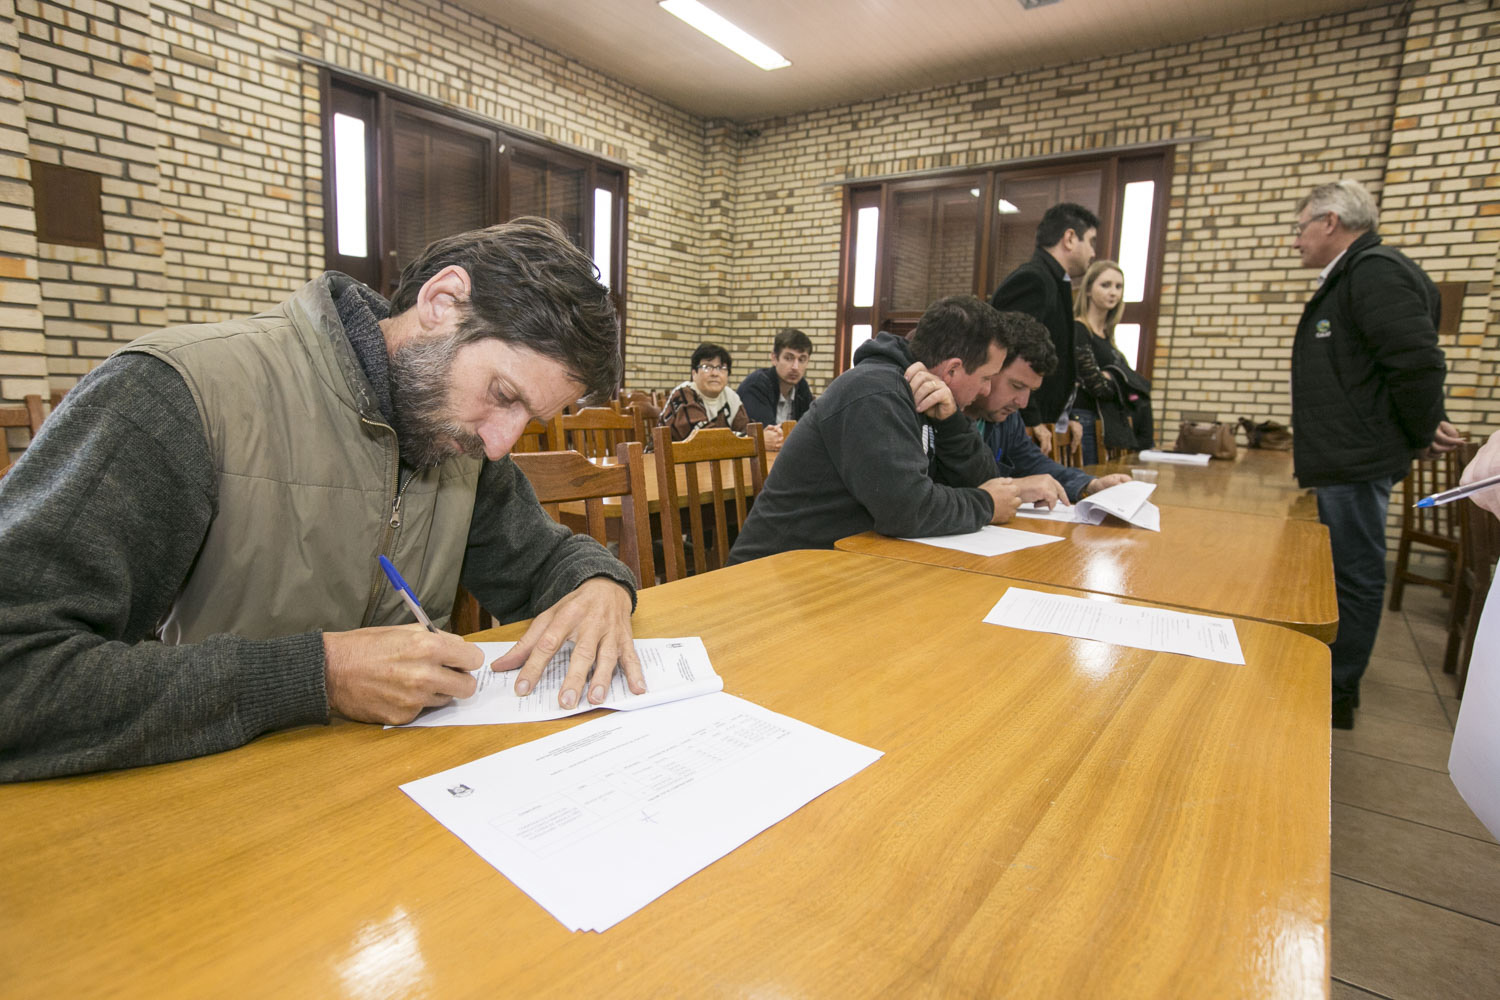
[558,406,638,460]
[1050,424,1085,467]
[451,441,657,634]
[620,390,661,427]
[1443,490,1500,699]
[1,394,48,465]
[511,415,563,454]
[652,423,768,581]
[512,443,655,589]
[1389,448,1465,610]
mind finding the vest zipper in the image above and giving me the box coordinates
[360,416,406,626]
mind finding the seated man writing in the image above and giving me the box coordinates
[728,295,1066,564]
[968,311,1132,502]
[0,219,644,781]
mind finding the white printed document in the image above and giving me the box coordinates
[984,587,1245,664]
[394,637,722,727]
[1017,480,1161,531]
[900,524,1064,557]
[401,692,883,932]
[1139,449,1212,466]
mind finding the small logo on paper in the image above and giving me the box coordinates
[447,783,474,798]
[1315,319,1332,339]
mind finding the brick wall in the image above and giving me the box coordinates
[1,0,1496,462]
[0,0,45,439]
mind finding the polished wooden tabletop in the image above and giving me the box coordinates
[836,502,1338,641]
[1089,447,1319,520]
[1,551,1330,999]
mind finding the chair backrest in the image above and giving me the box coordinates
[512,415,563,454]
[652,423,767,581]
[511,443,655,589]
[1398,447,1465,550]
[1049,426,1084,467]
[1,394,49,464]
[558,406,638,460]
[621,390,662,426]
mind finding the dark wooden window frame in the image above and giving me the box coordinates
[835,146,1173,378]
[320,71,630,352]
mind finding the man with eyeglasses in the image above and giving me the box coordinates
[1289,179,1461,730]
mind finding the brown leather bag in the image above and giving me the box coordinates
[1237,417,1293,451]
[1175,420,1237,460]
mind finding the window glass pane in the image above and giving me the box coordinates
[333,113,368,258]
[593,188,613,289]
[886,186,978,312]
[1114,323,1141,371]
[990,171,1101,292]
[852,205,879,308]
[849,324,873,363]
[1118,181,1155,303]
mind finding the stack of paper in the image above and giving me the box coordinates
[401,693,883,931]
[1138,449,1212,466]
[1017,480,1161,531]
[900,524,1064,556]
[984,587,1245,664]
[394,637,722,727]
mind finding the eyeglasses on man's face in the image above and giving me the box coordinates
[695,363,729,374]
[1292,212,1330,237]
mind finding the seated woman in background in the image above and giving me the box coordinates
[659,342,783,446]
[1073,260,1154,457]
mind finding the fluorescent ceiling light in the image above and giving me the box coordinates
[997,199,1021,214]
[659,0,791,71]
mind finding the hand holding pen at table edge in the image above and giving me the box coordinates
[319,557,483,726]
[1434,428,1500,520]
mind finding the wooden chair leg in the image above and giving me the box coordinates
[1388,534,1412,611]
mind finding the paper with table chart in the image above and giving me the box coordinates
[984,586,1245,664]
[392,638,721,727]
[401,692,883,932]
[1138,448,1213,466]
[1017,480,1161,531]
[900,524,1064,557]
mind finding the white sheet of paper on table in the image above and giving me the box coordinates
[1016,481,1160,531]
[900,524,1064,557]
[983,586,1245,665]
[1138,449,1212,466]
[400,692,884,932]
[392,637,722,727]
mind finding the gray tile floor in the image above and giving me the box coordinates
[1330,573,1500,999]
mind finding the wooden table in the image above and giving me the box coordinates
[1089,448,1318,520]
[836,503,1338,640]
[1,551,1330,999]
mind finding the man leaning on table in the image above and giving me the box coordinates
[1289,179,1461,730]
[967,310,1131,503]
[0,218,645,782]
[727,295,1067,564]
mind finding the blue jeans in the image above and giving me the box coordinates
[1316,476,1399,703]
[1070,409,1098,466]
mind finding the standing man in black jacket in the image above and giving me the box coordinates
[990,202,1100,457]
[1290,179,1462,729]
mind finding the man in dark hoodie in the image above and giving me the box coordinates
[728,296,1066,563]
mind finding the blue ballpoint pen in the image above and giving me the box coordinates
[1415,471,1500,509]
[378,555,439,633]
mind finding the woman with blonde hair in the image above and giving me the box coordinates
[1073,260,1154,456]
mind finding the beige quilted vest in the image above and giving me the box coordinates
[121,276,481,643]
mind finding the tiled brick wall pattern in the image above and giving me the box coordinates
[0,0,46,433]
[15,0,163,390]
[0,0,1495,511]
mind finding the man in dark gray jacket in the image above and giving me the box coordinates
[1289,180,1461,729]
[0,219,644,780]
[728,296,1066,564]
